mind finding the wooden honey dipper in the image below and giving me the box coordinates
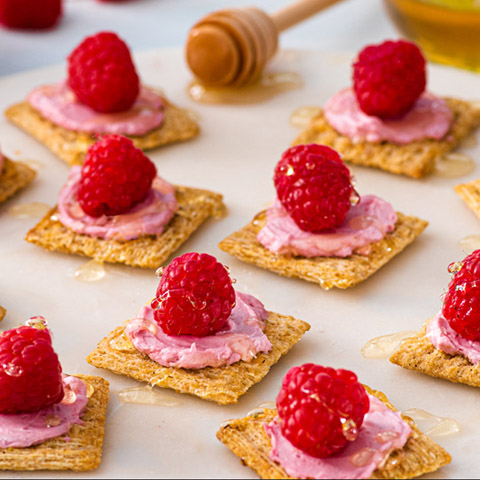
[185,0,344,87]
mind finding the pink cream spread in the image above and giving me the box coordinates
[257,195,396,258]
[125,291,272,369]
[58,166,177,241]
[0,376,88,448]
[324,87,453,144]
[27,82,164,136]
[265,394,411,479]
[427,312,480,364]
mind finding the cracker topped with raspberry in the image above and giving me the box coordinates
[292,40,480,178]
[5,31,199,166]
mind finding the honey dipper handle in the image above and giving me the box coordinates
[271,0,344,32]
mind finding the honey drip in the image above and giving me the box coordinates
[361,330,416,359]
[349,448,376,467]
[402,408,460,437]
[458,235,480,254]
[85,382,95,399]
[118,385,182,407]
[187,71,302,105]
[434,152,474,178]
[45,414,61,428]
[9,202,50,219]
[74,260,106,282]
[109,334,136,353]
[246,401,276,418]
[290,106,322,129]
[0,306,5,322]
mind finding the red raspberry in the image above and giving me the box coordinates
[0,325,64,414]
[442,250,480,341]
[67,31,139,113]
[151,253,236,337]
[274,144,355,232]
[353,40,426,118]
[0,0,62,29]
[276,364,369,458]
[78,135,157,217]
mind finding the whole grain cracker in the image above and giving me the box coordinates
[390,320,480,387]
[0,306,5,321]
[25,185,225,268]
[292,98,480,178]
[5,98,199,166]
[218,211,428,289]
[454,179,480,220]
[87,311,310,404]
[216,385,451,479]
[0,374,109,471]
[0,156,36,204]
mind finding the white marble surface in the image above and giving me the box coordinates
[0,0,397,75]
[0,46,480,478]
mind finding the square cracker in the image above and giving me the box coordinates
[218,211,428,289]
[86,311,310,404]
[216,385,451,479]
[25,185,225,269]
[390,320,480,387]
[292,98,480,178]
[0,306,5,321]
[0,374,109,471]
[5,98,199,166]
[0,156,36,204]
[454,179,480,221]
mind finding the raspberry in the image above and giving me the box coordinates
[78,135,157,217]
[274,144,355,232]
[276,364,369,458]
[353,40,426,119]
[442,250,480,341]
[0,324,64,414]
[0,0,62,29]
[67,31,139,113]
[151,253,236,337]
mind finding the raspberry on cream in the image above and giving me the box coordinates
[58,166,177,241]
[28,83,164,136]
[427,312,480,365]
[125,291,272,369]
[0,376,88,449]
[324,88,453,145]
[257,195,396,258]
[265,394,411,479]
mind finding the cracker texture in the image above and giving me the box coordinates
[25,186,225,268]
[216,386,451,479]
[292,98,480,178]
[218,211,428,289]
[454,179,480,220]
[86,311,310,404]
[0,374,109,471]
[0,156,36,204]
[5,99,199,166]
[390,321,480,387]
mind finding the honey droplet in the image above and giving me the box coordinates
[45,414,62,428]
[434,152,474,178]
[341,417,359,442]
[375,430,400,444]
[109,334,136,353]
[448,261,463,274]
[74,260,106,282]
[458,235,480,254]
[361,330,416,359]
[350,448,376,467]
[403,408,460,437]
[118,385,182,406]
[25,316,48,330]
[290,106,322,129]
[257,401,276,410]
[187,71,302,105]
[61,384,77,405]
[0,306,6,322]
[85,382,95,398]
[247,408,266,418]
[3,363,23,377]
[155,267,164,278]
[135,319,158,336]
[9,202,50,219]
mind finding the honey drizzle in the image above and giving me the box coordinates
[9,202,50,219]
[361,331,417,359]
[403,408,460,437]
[434,152,474,178]
[74,260,106,282]
[118,385,182,407]
[458,235,480,254]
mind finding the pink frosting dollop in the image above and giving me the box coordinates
[0,376,88,448]
[58,166,178,241]
[265,394,411,480]
[257,195,396,258]
[324,88,453,144]
[27,82,164,136]
[125,291,272,369]
[427,311,480,364]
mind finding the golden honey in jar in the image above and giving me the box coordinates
[383,0,480,72]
